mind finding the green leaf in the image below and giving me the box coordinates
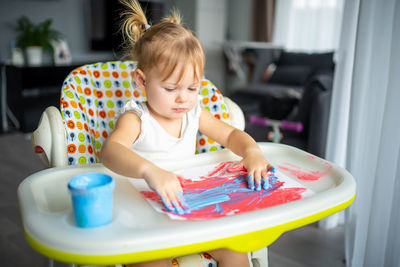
[15,16,62,54]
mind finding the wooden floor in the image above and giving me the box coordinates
[0,132,345,267]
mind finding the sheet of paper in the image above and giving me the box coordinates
[130,161,315,220]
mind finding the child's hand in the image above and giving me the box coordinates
[143,167,190,214]
[238,150,272,191]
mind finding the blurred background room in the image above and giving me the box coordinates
[1,0,399,266]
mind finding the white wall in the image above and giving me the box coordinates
[173,0,197,32]
[195,0,227,92]
[176,0,254,93]
[0,0,89,62]
[175,0,229,92]
[225,0,253,91]
[0,0,248,93]
[227,0,253,41]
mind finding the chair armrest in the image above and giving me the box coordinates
[307,89,332,158]
[224,96,245,131]
[31,106,68,167]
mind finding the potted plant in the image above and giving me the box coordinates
[15,16,62,66]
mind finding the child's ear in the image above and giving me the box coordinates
[133,69,146,91]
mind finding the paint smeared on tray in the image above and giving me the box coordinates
[138,161,314,220]
[278,161,330,181]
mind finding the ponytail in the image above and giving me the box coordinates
[119,0,205,82]
[119,0,149,44]
[161,8,182,25]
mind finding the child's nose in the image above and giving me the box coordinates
[176,91,188,102]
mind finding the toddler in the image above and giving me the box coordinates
[101,0,271,266]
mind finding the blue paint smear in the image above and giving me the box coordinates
[183,175,280,213]
[214,203,224,213]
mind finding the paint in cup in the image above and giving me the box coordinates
[68,173,115,228]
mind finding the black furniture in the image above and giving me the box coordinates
[5,65,81,132]
[244,73,333,158]
[232,50,335,158]
[231,50,335,120]
[282,73,333,157]
[0,63,5,133]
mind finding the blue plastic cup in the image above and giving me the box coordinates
[68,173,115,228]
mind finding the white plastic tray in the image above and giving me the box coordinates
[18,143,356,264]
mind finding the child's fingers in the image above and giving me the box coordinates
[167,190,184,214]
[247,174,255,190]
[178,191,191,212]
[158,189,181,214]
[248,170,262,191]
[254,170,262,191]
[160,195,174,212]
[171,200,184,215]
[175,177,191,212]
[261,169,270,190]
[263,165,277,190]
[166,190,191,215]
[244,161,274,191]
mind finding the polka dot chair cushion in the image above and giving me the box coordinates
[196,80,230,153]
[60,61,230,165]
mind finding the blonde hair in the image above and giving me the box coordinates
[119,0,205,82]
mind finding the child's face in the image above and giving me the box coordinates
[139,64,201,121]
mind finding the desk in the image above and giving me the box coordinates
[18,143,356,265]
[4,65,82,132]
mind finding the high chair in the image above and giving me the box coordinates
[30,61,268,266]
[22,61,356,267]
[22,60,356,267]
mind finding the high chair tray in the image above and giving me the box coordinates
[18,143,356,265]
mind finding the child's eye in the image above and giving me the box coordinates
[188,87,198,91]
[164,88,175,91]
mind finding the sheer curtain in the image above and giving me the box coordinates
[272,0,344,52]
[272,0,345,229]
[326,0,400,266]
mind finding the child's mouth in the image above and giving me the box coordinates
[173,108,187,113]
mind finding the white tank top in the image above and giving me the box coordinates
[119,99,202,161]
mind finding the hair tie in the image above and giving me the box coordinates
[144,24,151,30]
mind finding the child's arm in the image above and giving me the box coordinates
[100,113,187,213]
[199,108,271,190]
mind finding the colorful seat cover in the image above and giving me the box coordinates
[60,61,231,165]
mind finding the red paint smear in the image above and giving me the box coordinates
[283,162,301,169]
[141,191,161,202]
[140,161,309,220]
[227,164,247,173]
[204,162,231,177]
[278,165,326,181]
[306,155,334,170]
[306,155,316,160]
[184,187,305,220]
[140,186,305,220]
[324,161,333,169]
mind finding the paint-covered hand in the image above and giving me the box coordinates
[143,167,190,214]
[239,150,272,191]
